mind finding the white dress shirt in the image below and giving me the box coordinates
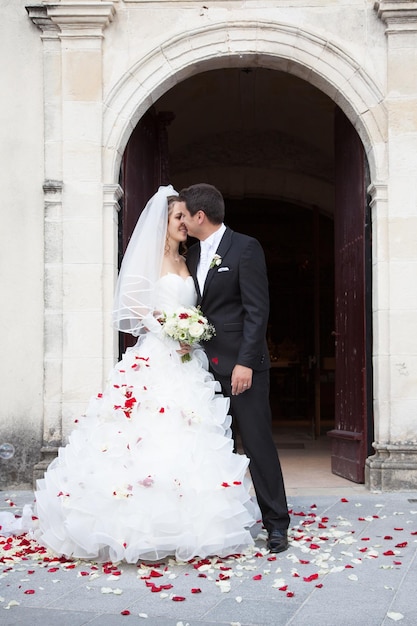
[197,223,226,294]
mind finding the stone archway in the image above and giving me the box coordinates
[102,20,389,488]
[103,21,387,185]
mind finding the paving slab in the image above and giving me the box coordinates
[1,490,417,625]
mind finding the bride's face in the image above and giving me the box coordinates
[167,204,188,245]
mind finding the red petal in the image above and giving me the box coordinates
[341,498,349,502]
[24,589,35,594]
[172,596,186,601]
[121,610,130,615]
[303,573,319,582]
[212,357,219,365]
[395,542,408,548]
[253,574,262,580]
[191,588,202,593]
[383,550,395,556]
[287,591,295,597]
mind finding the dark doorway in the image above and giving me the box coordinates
[119,67,373,483]
[225,198,335,435]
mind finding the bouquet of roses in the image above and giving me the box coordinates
[160,306,215,362]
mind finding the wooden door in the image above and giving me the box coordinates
[327,109,373,483]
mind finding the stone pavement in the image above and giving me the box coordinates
[1,489,417,626]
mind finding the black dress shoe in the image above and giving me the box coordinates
[267,529,288,553]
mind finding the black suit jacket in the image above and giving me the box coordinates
[186,227,271,377]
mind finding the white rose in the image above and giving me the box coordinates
[189,322,205,338]
[163,319,177,337]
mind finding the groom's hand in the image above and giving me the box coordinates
[231,365,252,395]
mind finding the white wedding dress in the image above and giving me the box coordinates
[34,274,257,563]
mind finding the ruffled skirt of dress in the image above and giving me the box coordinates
[34,333,257,563]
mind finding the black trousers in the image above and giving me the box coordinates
[214,369,290,533]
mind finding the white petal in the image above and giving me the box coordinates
[5,600,20,609]
[387,612,404,621]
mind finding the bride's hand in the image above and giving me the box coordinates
[177,342,191,356]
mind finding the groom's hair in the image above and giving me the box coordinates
[178,183,225,224]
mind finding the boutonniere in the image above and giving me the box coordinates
[209,254,222,269]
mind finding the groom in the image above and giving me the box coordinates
[177,183,290,553]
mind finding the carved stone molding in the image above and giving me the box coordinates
[366,442,417,490]
[367,182,388,209]
[375,1,417,34]
[43,179,63,196]
[103,183,123,212]
[26,2,116,37]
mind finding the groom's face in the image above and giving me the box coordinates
[177,201,202,239]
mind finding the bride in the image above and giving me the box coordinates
[33,185,257,563]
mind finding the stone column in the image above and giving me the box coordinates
[27,2,116,484]
[367,1,417,489]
